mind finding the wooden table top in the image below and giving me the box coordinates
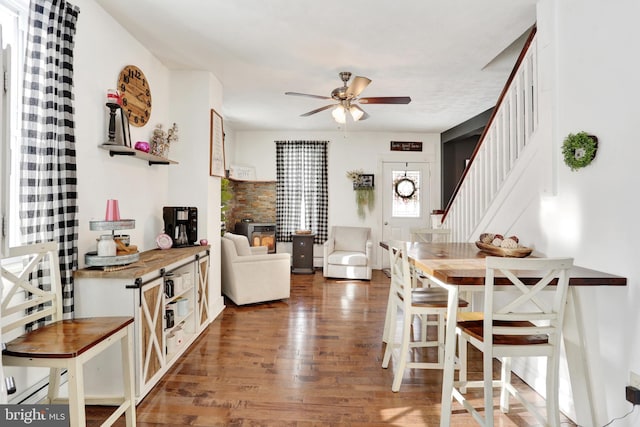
[74,245,209,280]
[4,317,133,358]
[381,241,627,287]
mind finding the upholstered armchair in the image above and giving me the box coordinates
[323,226,372,280]
[221,232,291,305]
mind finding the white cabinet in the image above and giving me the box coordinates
[74,246,211,403]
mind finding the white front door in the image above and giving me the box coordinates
[381,162,431,269]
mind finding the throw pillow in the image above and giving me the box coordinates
[225,233,252,256]
[334,227,370,252]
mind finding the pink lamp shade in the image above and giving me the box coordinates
[105,199,121,221]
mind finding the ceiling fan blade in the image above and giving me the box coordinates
[300,104,336,117]
[285,91,331,100]
[346,76,371,98]
[359,96,411,104]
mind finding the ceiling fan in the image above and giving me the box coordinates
[285,71,411,123]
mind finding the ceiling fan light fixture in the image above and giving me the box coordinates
[349,106,364,121]
[332,105,346,124]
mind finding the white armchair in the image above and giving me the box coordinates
[221,232,291,305]
[323,226,372,280]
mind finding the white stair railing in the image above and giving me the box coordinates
[443,29,538,242]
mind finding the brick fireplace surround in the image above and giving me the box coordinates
[226,179,276,231]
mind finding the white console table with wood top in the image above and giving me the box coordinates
[74,246,211,404]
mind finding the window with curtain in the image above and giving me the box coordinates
[18,0,80,318]
[275,140,328,244]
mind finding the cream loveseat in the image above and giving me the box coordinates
[323,226,372,280]
[221,232,291,305]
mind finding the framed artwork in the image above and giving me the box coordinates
[229,164,256,181]
[209,108,225,177]
[120,108,132,147]
[353,173,374,189]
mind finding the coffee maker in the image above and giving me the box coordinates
[163,207,198,247]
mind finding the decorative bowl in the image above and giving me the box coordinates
[475,241,533,258]
[134,141,150,153]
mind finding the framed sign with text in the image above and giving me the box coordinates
[209,109,225,177]
[390,141,422,152]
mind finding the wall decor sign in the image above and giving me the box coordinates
[120,109,132,148]
[353,173,374,189]
[390,141,422,152]
[209,109,225,177]
[229,164,256,181]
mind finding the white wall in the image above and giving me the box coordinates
[231,130,441,268]
[74,0,171,257]
[169,70,226,323]
[73,1,225,315]
[74,1,222,266]
[477,1,640,425]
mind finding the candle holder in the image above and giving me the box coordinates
[106,102,121,144]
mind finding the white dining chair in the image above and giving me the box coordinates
[1,242,136,426]
[407,228,454,339]
[409,227,451,244]
[382,240,468,392]
[449,256,573,427]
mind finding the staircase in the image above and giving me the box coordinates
[442,27,539,241]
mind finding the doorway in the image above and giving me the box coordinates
[381,161,431,269]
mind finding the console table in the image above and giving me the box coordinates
[74,246,210,403]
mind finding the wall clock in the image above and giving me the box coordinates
[118,65,152,127]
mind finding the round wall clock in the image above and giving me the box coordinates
[118,65,152,127]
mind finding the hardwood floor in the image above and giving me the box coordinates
[88,270,576,426]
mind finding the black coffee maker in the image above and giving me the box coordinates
[163,207,198,247]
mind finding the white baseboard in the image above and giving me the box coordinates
[9,371,67,404]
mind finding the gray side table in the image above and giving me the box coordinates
[291,233,315,274]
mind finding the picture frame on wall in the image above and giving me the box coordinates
[120,108,132,148]
[209,108,225,177]
[353,173,374,189]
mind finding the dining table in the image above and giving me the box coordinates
[379,241,627,427]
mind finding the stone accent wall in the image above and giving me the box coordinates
[226,180,276,231]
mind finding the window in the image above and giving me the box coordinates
[0,0,28,252]
[391,169,421,218]
[275,141,328,243]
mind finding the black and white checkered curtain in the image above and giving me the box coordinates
[19,0,80,318]
[275,141,328,244]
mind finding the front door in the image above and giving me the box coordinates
[381,161,430,269]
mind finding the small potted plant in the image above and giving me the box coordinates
[346,170,375,219]
[220,178,233,235]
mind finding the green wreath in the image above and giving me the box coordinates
[561,132,598,171]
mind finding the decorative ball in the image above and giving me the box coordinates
[134,141,150,153]
[501,238,519,249]
[480,233,494,244]
[491,237,503,247]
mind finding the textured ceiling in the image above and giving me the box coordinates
[95,0,537,133]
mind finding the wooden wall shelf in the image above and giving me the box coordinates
[100,144,178,166]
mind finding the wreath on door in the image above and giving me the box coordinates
[394,176,418,201]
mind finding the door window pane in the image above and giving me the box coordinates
[392,170,421,218]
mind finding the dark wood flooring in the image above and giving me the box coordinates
[88,269,576,426]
